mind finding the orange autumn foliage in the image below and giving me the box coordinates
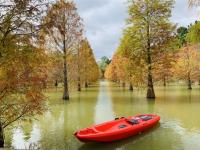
[173,45,200,82]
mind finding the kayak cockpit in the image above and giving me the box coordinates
[94,120,121,132]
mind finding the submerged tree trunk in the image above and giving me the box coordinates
[63,40,69,100]
[77,43,81,92]
[163,76,166,86]
[100,71,105,79]
[129,83,133,91]
[0,122,4,148]
[55,80,58,92]
[146,14,155,99]
[78,77,81,92]
[85,82,88,88]
[188,75,192,90]
[147,72,155,99]
[122,82,125,88]
[55,80,58,87]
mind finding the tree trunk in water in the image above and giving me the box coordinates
[78,77,81,92]
[85,82,88,88]
[188,76,192,90]
[129,83,133,91]
[77,43,81,92]
[78,83,81,91]
[163,77,166,86]
[55,80,58,87]
[102,71,105,79]
[0,122,4,148]
[63,40,69,100]
[146,13,155,99]
[147,73,155,99]
[122,82,125,88]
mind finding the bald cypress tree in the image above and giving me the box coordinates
[44,0,83,100]
[127,0,175,99]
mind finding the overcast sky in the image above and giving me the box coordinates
[74,0,199,60]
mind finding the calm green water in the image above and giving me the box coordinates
[6,80,200,150]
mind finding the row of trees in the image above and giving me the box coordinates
[47,39,99,92]
[105,0,200,99]
[43,0,99,99]
[0,0,99,147]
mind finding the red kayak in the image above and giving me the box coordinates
[74,114,160,142]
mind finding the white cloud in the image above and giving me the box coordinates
[171,0,199,27]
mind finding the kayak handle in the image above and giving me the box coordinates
[115,117,125,120]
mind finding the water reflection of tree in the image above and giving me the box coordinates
[109,82,156,116]
[10,123,40,149]
[21,122,33,141]
[155,87,200,130]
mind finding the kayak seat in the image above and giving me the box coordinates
[140,116,153,121]
[118,124,127,129]
[126,119,139,125]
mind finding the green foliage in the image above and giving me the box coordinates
[177,26,188,46]
[187,21,200,44]
[99,56,111,77]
